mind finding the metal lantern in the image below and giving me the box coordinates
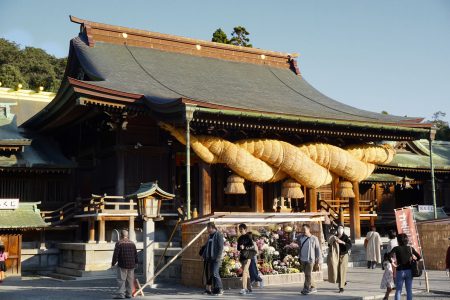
[127,182,175,220]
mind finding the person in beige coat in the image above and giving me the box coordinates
[327,225,352,293]
[365,226,382,269]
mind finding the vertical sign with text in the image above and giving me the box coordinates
[395,207,420,253]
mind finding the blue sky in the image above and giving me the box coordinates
[1,0,449,122]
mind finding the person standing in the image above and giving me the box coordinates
[446,237,450,278]
[386,230,398,253]
[199,244,212,295]
[365,226,382,269]
[380,253,395,300]
[320,208,332,241]
[248,231,264,288]
[111,230,138,299]
[390,233,421,300]
[328,224,352,293]
[297,223,322,295]
[237,223,256,295]
[0,243,8,283]
[202,222,224,296]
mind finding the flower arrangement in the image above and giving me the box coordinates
[219,225,303,278]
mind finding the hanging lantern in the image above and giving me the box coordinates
[281,179,304,199]
[224,174,246,194]
[402,176,413,189]
[336,181,355,198]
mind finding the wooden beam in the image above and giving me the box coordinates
[199,162,211,216]
[252,183,264,213]
[306,188,317,212]
[349,182,361,241]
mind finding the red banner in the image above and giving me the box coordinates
[394,207,420,253]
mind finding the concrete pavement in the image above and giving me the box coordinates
[0,267,449,300]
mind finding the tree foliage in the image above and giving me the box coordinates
[428,111,450,141]
[211,26,252,47]
[212,28,229,44]
[230,26,252,47]
[0,38,67,92]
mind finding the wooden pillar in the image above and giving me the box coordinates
[129,216,136,241]
[339,207,345,226]
[252,183,264,212]
[349,182,361,241]
[199,162,211,216]
[88,217,96,243]
[375,184,383,210]
[116,150,125,195]
[306,188,317,212]
[98,219,106,243]
[215,167,224,211]
[116,131,125,195]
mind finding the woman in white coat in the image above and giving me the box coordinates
[365,226,382,269]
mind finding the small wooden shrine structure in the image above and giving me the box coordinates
[0,202,47,276]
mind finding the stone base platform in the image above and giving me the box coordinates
[221,271,323,289]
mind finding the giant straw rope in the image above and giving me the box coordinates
[159,123,395,188]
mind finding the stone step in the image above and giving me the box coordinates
[60,262,83,270]
[154,247,182,256]
[154,242,181,248]
[55,266,115,278]
[46,272,77,281]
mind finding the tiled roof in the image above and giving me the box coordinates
[0,202,47,230]
[70,36,426,126]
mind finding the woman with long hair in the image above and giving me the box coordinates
[389,233,421,300]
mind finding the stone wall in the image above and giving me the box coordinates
[21,242,60,275]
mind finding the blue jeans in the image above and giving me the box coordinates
[249,257,261,282]
[210,260,223,292]
[395,269,413,300]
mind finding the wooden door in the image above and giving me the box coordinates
[0,234,21,276]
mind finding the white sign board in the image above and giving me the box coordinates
[418,205,434,213]
[0,199,19,210]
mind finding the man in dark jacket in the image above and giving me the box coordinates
[112,230,138,299]
[202,222,224,296]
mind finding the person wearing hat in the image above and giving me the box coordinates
[327,224,352,293]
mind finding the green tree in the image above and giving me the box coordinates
[230,26,252,47]
[211,28,229,44]
[381,110,389,115]
[0,64,26,88]
[429,111,450,141]
[0,38,66,92]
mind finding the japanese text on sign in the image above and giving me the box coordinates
[0,199,19,209]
